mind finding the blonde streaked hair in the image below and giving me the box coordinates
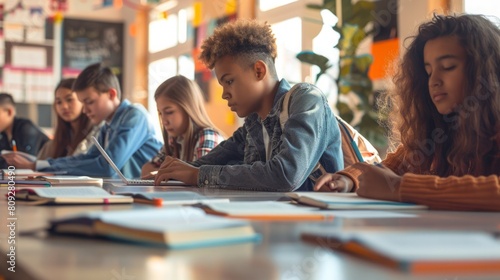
[154,75,219,161]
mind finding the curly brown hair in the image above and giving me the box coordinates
[199,19,278,77]
[382,14,500,176]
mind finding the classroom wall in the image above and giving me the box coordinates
[1,0,458,137]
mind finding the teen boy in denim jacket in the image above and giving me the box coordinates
[155,20,343,191]
[4,63,162,178]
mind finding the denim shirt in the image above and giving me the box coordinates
[193,79,343,191]
[40,100,163,178]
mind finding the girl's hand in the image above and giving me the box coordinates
[355,163,402,201]
[154,157,199,186]
[1,154,35,169]
[314,173,354,192]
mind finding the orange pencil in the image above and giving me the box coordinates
[11,140,17,152]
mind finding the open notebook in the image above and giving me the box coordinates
[301,230,500,273]
[91,136,188,186]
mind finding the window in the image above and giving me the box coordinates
[148,57,177,136]
[312,9,340,99]
[149,14,178,53]
[178,54,194,80]
[259,0,297,12]
[271,17,303,83]
[464,0,500,19]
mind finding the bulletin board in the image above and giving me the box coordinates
[3,42,54,104]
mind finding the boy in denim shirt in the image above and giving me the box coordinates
[155,20,343,191]
[5,63,162,178]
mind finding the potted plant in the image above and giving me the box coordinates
[297,0,387,148]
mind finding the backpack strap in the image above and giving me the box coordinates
[279,84,302,131]
[336,116,365,163]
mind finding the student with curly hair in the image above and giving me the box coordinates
[155,19,343,191]
[141,75,224,178]
[314,14,500,211]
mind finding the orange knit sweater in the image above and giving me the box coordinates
[338,146,500,211]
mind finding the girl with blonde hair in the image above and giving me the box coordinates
[142,75,224,177]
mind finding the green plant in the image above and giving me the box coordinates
[297,0,387,147]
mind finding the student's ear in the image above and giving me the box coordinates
[6,106,15,117]
[253,60,268,81]
[108,88,118,101]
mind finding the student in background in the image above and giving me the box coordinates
[37,78,103,160]
[0,93,48,168]
[314,14,500,211]
[141,75,224,178]
[154,19,343,191]
[3,63,162,178]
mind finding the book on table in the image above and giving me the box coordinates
[287,192,428,210]
[26,175,103,187]
[115,191,230,206]
[1,150,37,161]
[195,201,334,221]
[49,207,260,249]
[301,230,500,273]
[12,187,133,205]
[1,169,67,180]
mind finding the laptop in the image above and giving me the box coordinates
[91,136,188,186]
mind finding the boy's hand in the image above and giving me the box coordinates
[141,162,158,179]
[1,154,35,169]
[154,156,199,186]
[314,173,353,192]
[355,163,402,201]
[141,172,156,180]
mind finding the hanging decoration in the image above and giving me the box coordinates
[50,0,68,12]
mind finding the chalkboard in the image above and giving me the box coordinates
[61,18,124,88]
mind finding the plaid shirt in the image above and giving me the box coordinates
[151,128,224,166]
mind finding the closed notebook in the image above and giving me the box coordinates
[28,176,103,187]
[196,201,333,221]
[1,179,51,187]
[301,230,500,273]
[116,191,230,206]
[49,207,260,249]
[1,150,36,161]
[1,169,67,180]
[287,192,427,210]
[13,187,133,205]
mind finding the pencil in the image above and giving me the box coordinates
[11,140,17,152]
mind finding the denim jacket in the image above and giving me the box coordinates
[39,100,163,178]
[193,79,343,191]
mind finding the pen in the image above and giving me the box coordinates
[11,140,17,152]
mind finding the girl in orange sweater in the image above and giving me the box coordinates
[314,14,500,211]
